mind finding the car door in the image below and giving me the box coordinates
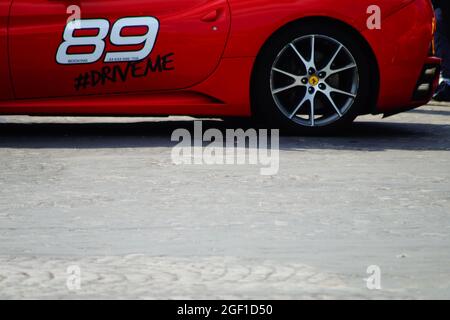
[9,0,230,99]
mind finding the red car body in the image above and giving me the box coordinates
[0,0,440,118]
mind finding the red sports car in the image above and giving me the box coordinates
[0,0,440,132]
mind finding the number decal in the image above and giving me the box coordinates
[56,17,160,65]
[105,17,159,63]
[56,19,109,65]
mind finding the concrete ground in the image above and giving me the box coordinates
[0,102,449,299]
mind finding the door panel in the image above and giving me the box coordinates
[9,0,230,99]
[0,0,12,100]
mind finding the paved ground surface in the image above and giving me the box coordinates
[0,102,449,299]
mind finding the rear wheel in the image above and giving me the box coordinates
[252,22,373,133]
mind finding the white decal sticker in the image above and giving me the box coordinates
[56,17,159,65]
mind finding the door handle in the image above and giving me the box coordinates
[201,9,221,23]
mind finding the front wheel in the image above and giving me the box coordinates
[251,22,373,133]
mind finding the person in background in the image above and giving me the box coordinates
[432,0,450,101]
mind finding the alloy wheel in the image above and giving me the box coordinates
[270,35,360,127]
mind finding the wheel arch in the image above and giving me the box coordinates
[250,16,380,116]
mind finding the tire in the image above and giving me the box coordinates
[251,21,373,134]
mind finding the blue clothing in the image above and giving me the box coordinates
[435,8,450,79]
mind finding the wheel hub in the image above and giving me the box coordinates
[308,75,320,87]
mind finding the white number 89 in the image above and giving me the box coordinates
[56,17,159,65]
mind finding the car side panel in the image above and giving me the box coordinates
[224,0,414,58]
[0,57,253,116]
[0,0,12,100]
[363,0,435,111]
[9,0,231,100]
